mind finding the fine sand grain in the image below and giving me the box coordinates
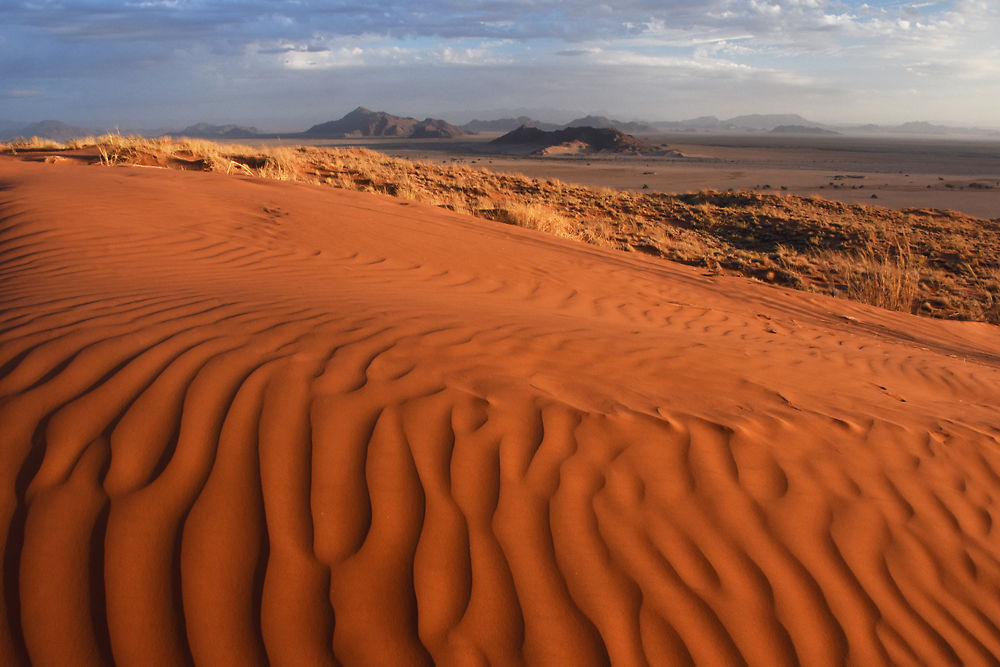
[2,157,1000,665]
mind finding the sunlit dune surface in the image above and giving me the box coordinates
[2,157,1000,665]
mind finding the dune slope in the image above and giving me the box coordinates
[1,158,1000,666]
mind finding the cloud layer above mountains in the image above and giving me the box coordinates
[2,1,997,128]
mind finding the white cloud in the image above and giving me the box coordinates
[591,49,754,72]
[435,46,512,65]
[281,46,366,70]
[2,0,999,127]
[270,36,514,70]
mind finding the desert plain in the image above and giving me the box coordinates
[1,134,1000,666]
[303,132,1000,220]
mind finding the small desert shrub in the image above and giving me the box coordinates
[381,176,421,200]
[495,200,574,238]
[96,132,133,166]
[8,136,67,150]
[64,136,97,150]
[578,218,615,247]
[174,138,231,171]
[225,160,255,176]
[95,133,175,165]
[328,172,358,190]
[256,147,299,180]
[433,190,473,215]
[820,231,923,313]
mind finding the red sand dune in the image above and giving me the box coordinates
[2,157,1000,666]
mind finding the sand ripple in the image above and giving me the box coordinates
[2,160,1000,665]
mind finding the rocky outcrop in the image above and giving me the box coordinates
[304,107,469,138]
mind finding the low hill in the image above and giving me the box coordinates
[559,115,659,134]
[726,113,820,130]
[770,125,840,136]
[895,121,951,135]
[175,123,262,138]
[682,115,724,128]
[304,107,469,139]
[491,125,660,155]
[462,116,560,132]
[7,119,94,141]
[846,121,1000,137]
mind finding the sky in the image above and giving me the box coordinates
[2,0,999,130]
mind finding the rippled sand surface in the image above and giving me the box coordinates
[2,158,1000,665]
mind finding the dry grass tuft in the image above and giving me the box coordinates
[3,136,69,151]
[820,231,923,313]
[255,146,299,180]
[490,200,575,238]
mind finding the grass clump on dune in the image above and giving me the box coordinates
[4,134,999,324]
[488,200,575,238]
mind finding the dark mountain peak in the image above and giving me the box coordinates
[493,124,550,143]
[304,107,469,139]
[345,106,375,117]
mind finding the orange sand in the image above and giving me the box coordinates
[2,157,1000,665]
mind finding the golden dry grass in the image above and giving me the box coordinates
[818,231,924,313]
[2,136,71,152]
[4,134,999,324]
[489,200,575,238]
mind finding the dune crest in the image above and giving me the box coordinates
[2,158,1000,665]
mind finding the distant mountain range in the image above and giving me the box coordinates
[3,109,999,142]
[462,113,829,135]
[462,112,1000,137]
[664,114,824,132]
[461,116,561,133]
[0,119,170,141]
[0,120,96,141]
[173,123,262,139]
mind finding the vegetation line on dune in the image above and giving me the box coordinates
[4,133,998,324]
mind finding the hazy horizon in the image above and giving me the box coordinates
[5,108,1000,137]
[3,1,998,131]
